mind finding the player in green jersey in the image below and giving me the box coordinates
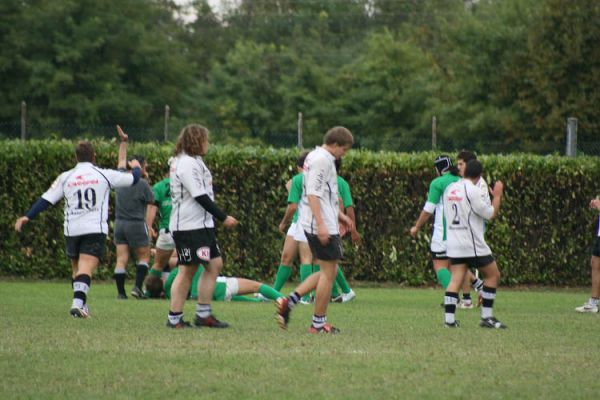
[147,266,284,303]
[144,176,175,294]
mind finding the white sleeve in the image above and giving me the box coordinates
[468,184,494,220]
[101,168,135,188]
[305,156,329,198]
[41,173,67,205]
[180,158,207,198]
[423,201,436,214]
[478,178,491,206]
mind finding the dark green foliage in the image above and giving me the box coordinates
[2,140,599,285]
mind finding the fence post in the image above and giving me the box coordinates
[20,101,27,141]
[432,116,437,150]
[565,117,578,157]
[297,112,303,149]
[164,105,170,142]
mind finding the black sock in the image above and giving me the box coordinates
[463,293,471,301]
[114,272,126,295]
[73,274,92,305]
[135,263,149,290]
[288,291,301,309]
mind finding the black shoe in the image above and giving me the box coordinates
[480,317,507,329]
[131,286,147,299]
[166,319,192,329]
[444,321,460,328]
[194,314,229,328]
[117,293,128,300]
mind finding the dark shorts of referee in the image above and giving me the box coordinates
[305,232,344,261]
[172,228,221,266]
[66,233,107,261]
[450,255,495,270]
[114,219,150,249]
[592,237,600,257]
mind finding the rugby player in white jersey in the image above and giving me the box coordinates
[275,126,354,334]
[442,159,506,329]
[410,155,484,309]
[456,150,490,307]
[165,124,238,329]
[14,132,141,318]
[575,198,600,313]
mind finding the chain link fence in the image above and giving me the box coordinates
[1,120,598,156]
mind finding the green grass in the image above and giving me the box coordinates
[1,281,600,399]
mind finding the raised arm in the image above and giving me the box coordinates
[117,125,128,169]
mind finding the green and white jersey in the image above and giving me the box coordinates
[423,173,461,252]
[443,179,494,258]
[337,176,354,209]
[288,173,303,224]
[164,267,232,301]
[152,178,172,230]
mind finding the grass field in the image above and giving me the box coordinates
[1,281,600,399]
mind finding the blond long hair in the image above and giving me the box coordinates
[175,124,209,156]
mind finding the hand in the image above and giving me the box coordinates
[350,229,362,245]
[590,199,600,210]
[117,125,128,142]
[409,225,418,238]
[317,224,330,245]
[223,216,238,228]
[339,213,354,234]
[278,221,287,234]
[128,159,141,169]
[15,216,29,232]
[149,227,157,240]
[491,181,504,197]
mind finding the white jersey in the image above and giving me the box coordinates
[41,162,134,236]
[169,153,215,231]
[299,146,339,235]
[443,179,494,258]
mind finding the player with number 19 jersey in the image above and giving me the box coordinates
[42,161,137,236]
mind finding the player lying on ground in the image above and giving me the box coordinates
[145,266,285,303]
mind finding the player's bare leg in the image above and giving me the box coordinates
[166,264,197,328]
[576,256,600,313]
[114,244,130,299]
[443,264,468,327]
[298,241,314,303]
[477,262,506,328]
[194,257,228,328]
[70,254,100,318]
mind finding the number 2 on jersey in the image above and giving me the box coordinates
[451,203,460,225]
[76,188,96,210]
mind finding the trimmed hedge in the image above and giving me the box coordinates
[1,139,599,285]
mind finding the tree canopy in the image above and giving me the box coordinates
[0,0,598,152]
